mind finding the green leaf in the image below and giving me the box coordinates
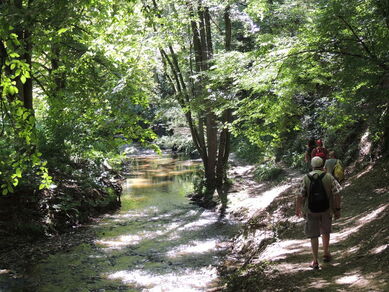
[9,52,20,58]
[39,184,45,190]
[13,178,19,186]
[16,168,22,178]
[16,107,24,116]
[58,27,69,35]
[8,86,18,95]
[20,75,26,84]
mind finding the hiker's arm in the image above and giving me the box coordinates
[323,161,328,172]
[310,148,315,158]
[295,196,304,217]
[295,180,305,217]
[304,152,309,162]
[332,179,342,218]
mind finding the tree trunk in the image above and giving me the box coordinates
[0,41,7,87]
[215,5,233,212]
[47,44,68,154]
[151,1,234,207]
[204,112,217,198]
[22,30,33,110]
[204,7,213,58]
[224,5,232,51]
[13,0,33,110]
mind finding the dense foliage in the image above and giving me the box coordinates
[229,0,389,163]
[1,0,388,201]
[1,0,156,195]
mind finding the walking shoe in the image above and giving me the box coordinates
[323,254,332,263]
[309,261,319,270]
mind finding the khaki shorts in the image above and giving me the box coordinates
[304,211,332,238]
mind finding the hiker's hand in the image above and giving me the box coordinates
[334,210,341,219]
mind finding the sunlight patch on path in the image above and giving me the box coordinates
[306,278,332,289]
[228,184,292,220]
[332,205,387,243]
[231,165,255,177]
[370,244,388,255]
[166,239,218,258]
[336,272,361,285]
[258,239,310,262]
[333,269,385,290]
[95,209,218,250]
[259,206,387,272]
[107,267,217,291]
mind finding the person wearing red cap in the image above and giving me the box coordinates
[311,139,329,163]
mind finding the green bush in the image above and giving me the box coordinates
[253,162,286,182]
[156,134,197,157]
[281,151,306,171]
[231,137,262,164]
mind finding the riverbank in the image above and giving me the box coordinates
[215,157,389,291]
[0,160,123,261]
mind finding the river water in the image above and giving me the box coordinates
[1,155,240,292]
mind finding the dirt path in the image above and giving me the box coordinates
[217,160,389,291]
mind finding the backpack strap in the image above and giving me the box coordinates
[307,172,327,198]
[307,172,326,181]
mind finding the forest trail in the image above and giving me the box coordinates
[219,160,389,291]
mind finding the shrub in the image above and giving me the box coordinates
[253,162,286,182]
[156,133,197,157]
[231,137,262,164]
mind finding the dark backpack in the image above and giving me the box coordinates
[307,172,329,212]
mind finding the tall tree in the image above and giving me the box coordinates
[144,0,236,206]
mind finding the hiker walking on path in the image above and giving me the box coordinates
[295,156,342,269]
[324,151,345,183]
[311,139,329,163]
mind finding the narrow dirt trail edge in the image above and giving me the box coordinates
[215,160,389,292]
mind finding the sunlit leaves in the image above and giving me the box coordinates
[230,0,389,158]
[0,22,52,193]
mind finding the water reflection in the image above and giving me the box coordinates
[1,154,240,292]
[124,155,200,189]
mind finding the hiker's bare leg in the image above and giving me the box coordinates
[322,233,330,256]
[310,237,319,262]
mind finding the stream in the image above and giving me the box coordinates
[1,154,240,292]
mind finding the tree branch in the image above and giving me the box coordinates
[32,76,48,95]
[337,15,387,69]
